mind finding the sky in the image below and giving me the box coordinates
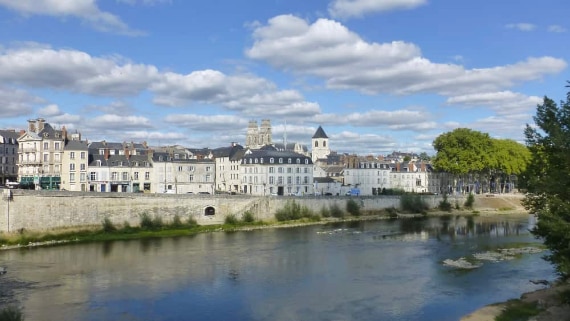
[0,0,567,156]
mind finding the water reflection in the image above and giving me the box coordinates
[0,214,552,321]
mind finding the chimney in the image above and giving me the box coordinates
[421,162,426,172]
[37,118,45,132]
[104,148,110,160]
[62,126,68,141]
[125,148,130,160]
[19,130,25,136]
[396,163,401,172]
[147,149,154,161]
[27,119,36,133]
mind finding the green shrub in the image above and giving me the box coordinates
[139,212,163,230]
[464,193,475,209]
[400,194,429,214]
[454,200,460,210]
[330,203,345,218]
[0,306,24,321]
[187,215,198,227]
[225,214,239,225]
[385,207,399,218]
[346,199,361,216]
[171,214,183,228]
[275,200,315,222]
[438,194,452,212]
[242,211,255,223]
[495,299,542,321]
[320,206,331,218]
[101,217,116,233]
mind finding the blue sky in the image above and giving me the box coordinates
[0,0,567,155]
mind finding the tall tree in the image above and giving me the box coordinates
[432,128,494,175]
[523,84,570,278]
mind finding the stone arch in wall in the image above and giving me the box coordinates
[204,206,216,216]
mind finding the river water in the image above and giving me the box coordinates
[0,214,555,321]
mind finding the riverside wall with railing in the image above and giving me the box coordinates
[0,189,466,233]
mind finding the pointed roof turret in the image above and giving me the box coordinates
[312,126,328,139]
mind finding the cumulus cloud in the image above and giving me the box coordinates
[505,23,536,31]
[0,45,160,96]
[152,69,321,117]
[163,114,247,131]
[0,87,39,117]
[0,0,143,36]
[38,104,63,117]
[117,0,171,5]
[90,114,153,129]
[246,15,566,97]
[446,91,542,115]
[313,109,435,131]
[329,0,427,19]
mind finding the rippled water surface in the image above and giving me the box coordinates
[0,214,555,321]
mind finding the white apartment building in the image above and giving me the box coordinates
[240,148,313,196]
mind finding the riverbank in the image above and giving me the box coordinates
[461,281,570,321]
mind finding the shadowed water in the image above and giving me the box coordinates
[0,214,555,321]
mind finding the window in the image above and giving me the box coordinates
[55,154,60,162]
[269,167,275,173]
[122,172,128,180]
[269,176,275,184]
[305,159,309,164]
[304,168,309,173]
[134,172,139,180]
[296,176,301,184]
[80,164,86,171]
[70,163,75,171]
[205,174,211,182]
[296,159,300,164]
[55,142,60,150]
[287,168,292,173]
[278,176,283,184]
[304,176,309,184]
[69,173,75,182]
[287,176,292,184]
[278,167,284,173]
[44,142,48,149]
[145,172,150,180]
[43,154,48,162]
[270,158,274,164]
[90,172,97,180]
[111,172,118,180]
[80,173,86,182]
[288,158,292,164]
[188,166,195,171]
[323,141,327,147]
[70,152,75,159]
[296,167,301,173]
[315,141,318,147]
[80,152,86,159]
[279,158,283,164]
[178,166,183,172]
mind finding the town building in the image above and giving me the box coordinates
[87,141,152,193]
[152,146,215,194]
[60,130,88,191]
[0,130,20,186]
[240,147,313,196]
[17,118,66,189]
[343,159,392,196]
[212,143,244,194]
[311,126,330,163]
[390,161,431,193]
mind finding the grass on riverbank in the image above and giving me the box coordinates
[0,212,269,248]
[495,299,543,321]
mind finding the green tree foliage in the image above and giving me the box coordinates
[346,199,361,216]
[432,128,495,175]
[523,84,570,278]
[491,139,531,175]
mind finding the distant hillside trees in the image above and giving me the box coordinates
[432,128,530,194]
[523,83,570,278]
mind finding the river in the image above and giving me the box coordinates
[0,214,555,321]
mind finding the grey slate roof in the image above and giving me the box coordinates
[0,130,20,143]
[241,149,312,164]
[312,126,328,139]
[64,140,88,151]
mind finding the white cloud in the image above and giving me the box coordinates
[505,23,536,31]
[0,45,160,96]
[0,0,143,35]
[38,104,62,117]
[0,87,39,117]
[163,114,247,131]
[548,25,567,33]
[328,0,427,19]
[446,91,542,115]
[246,16,567,96]
[90,114,153,129]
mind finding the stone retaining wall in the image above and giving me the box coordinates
[0,190,462,233]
